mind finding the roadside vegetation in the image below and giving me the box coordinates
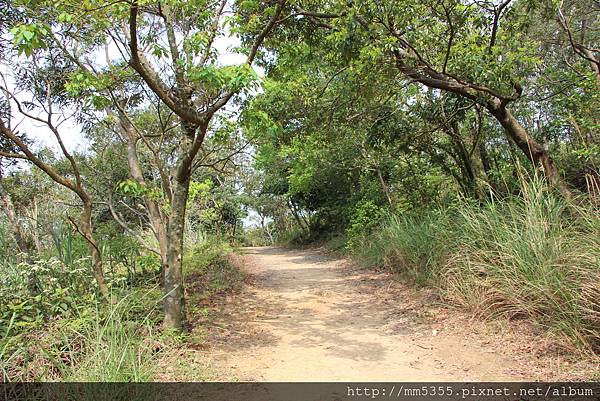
[0,228,243,381]
[349,176,600,353]
[0,0,599,381]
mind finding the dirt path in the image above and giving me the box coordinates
[198,247,595,381]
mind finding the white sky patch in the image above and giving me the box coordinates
[214,34,245,67]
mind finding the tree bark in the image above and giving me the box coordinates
[376,168,394,206]
[163,172,190,330]
[29,197,43,253]
[0,180,30,256]
[479,140,492,177]
[161,122,200,329]
[287,199,309,234]
[444,122,479,198]
[78,198,109,297]
[487,102,571,195]
[118,109,169,274]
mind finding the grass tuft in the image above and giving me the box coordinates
[350,177,600,353]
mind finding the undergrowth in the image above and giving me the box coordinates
[184,237,245,300]
[1,235,242,381]
[347,177,600,354]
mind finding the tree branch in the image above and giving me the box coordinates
[204,0,286,117]
[488,0,513,52]
[128,1,206,126]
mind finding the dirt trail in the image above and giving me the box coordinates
[200,247,592,381]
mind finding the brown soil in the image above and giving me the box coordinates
[190,247,599,381]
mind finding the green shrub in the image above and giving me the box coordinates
[242,227,273,247]
[1,288,163,381]
[0,245,166,382]
[274,225,308,246]
[345,200,387,251]
[350,209,450,286]
[0,257,97,339]
[184,237,244,298]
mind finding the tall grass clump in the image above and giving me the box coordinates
[350,209,452,286]
[353,176,600,353]
[443,177,600,351]
[59,291,162,381]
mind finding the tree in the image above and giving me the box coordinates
[0,67,109,296]
[272,0,574,195]
[558,0,600,86]
[6,0,286,328]
[0,172,30,256]
[123,0,285,328]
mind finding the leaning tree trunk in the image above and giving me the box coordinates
[487,102,572,197]
[393,52,571,197]
[0,118,109,296]
[29,197,43,253]
[444,122,480,199]
[122,119,169,280]
[0,182,30,256]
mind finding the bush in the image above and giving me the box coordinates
[0,247,166,382]
[345,200,387,251]
[273,225,309,246]
[0,257,97,339]
[184,237,244,298]
[242,227,273,247]
[1,289,163,381]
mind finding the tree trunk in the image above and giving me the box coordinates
[0,180,30,257]
[163,175,189,329]
[29,197,43,253]
[445,122,479,199]
[478,140,492,177]
[287,199,309,234]
[79,200,109,297]
[162,122,200,330]
[376,168,393,206]
[118,109,191,329]
[125,130,169,273]
[487,102,571,196]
